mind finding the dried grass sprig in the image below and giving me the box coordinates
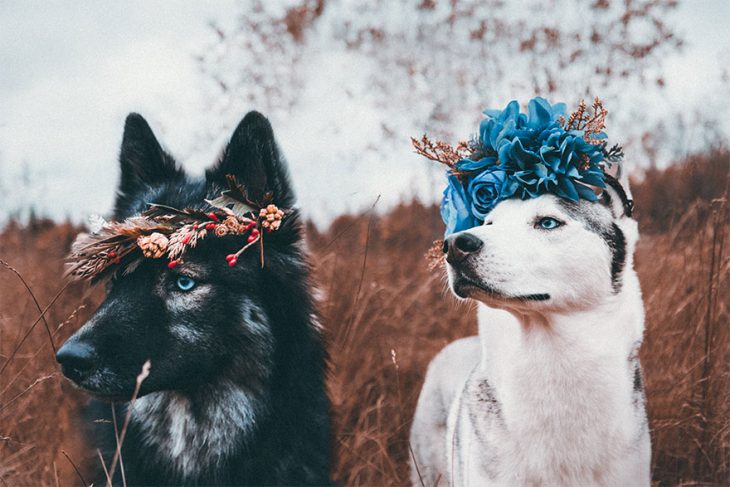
[564,97,609,143]
[411,135,471,169]
[426,240,445,271]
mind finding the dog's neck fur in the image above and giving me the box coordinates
[130,377,267,479]
[471,270,645,482]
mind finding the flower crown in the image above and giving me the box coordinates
[412,97,624,236]
[67,175,287,281]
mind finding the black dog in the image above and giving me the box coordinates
[57,112,332,485]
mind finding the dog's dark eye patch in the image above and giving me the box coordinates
[555,199,609,235]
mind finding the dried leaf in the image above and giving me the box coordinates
[205,195,256,216]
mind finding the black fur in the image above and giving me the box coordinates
[633,363,643,393]
[603,174,634,218]
[115,114,186,216]
[605,222,627,293]
[59,112,332,486]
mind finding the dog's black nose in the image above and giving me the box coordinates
[57,340,97,382]
[445,233,483,264]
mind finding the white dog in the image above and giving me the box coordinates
[410,178,650,486]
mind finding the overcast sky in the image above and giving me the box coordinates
[0,1,728,223]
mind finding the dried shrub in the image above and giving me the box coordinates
[632,148,729,233]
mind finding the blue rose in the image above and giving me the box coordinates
[468,168,510,220]
[441,174,478,237]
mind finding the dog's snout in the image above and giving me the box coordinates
[455,233,483,253]
[57,339,97,382]
[445,233,483,264]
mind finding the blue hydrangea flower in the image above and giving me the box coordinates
[438,97,619,235]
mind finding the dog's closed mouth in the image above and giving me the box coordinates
[453,277,499,299]
[515,293,551,301]
[454,277,550,302]
[64,377,136,402]
[79,384,135,402]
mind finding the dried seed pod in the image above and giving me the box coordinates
[138,232,169,259]
[223,216,239,230]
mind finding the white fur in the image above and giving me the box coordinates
[410,193,650,486]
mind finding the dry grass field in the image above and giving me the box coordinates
[0,150,728,486]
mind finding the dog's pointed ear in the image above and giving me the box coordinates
[600,173,634,220]
[601,171,639,252]
[116,114,184,214]
[206,111,295,207]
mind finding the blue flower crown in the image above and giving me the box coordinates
[412,97,624,236]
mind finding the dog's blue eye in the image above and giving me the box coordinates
[176,276,196,291]
[537,217,562,230]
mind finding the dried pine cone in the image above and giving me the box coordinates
[137,232,169,258]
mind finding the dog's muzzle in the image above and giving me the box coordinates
[444,233,483,265]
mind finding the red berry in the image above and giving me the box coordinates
[228,258,237,267]
[182,234,191,245]
[247,235,256,243]
[108,250,117,258]
[225,254,237,262]
[193,224,199,230]
[208,212,220,222]
[205,223,216,230]
[251,228,260,236]
[167,260,178,268]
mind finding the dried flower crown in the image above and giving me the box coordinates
[67,175,287,281]
[412,97,624,236]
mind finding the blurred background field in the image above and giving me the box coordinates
[1,1,729,485]
[0,150,727,486]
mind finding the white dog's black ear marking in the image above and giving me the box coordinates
[115,113,185,215]
[606,223,627,293]
[206,111,295,207]
[600,174,634,293]
[601,174,634,219]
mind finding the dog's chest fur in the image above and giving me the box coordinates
[130,383,263,478]
[447,305,649,486]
